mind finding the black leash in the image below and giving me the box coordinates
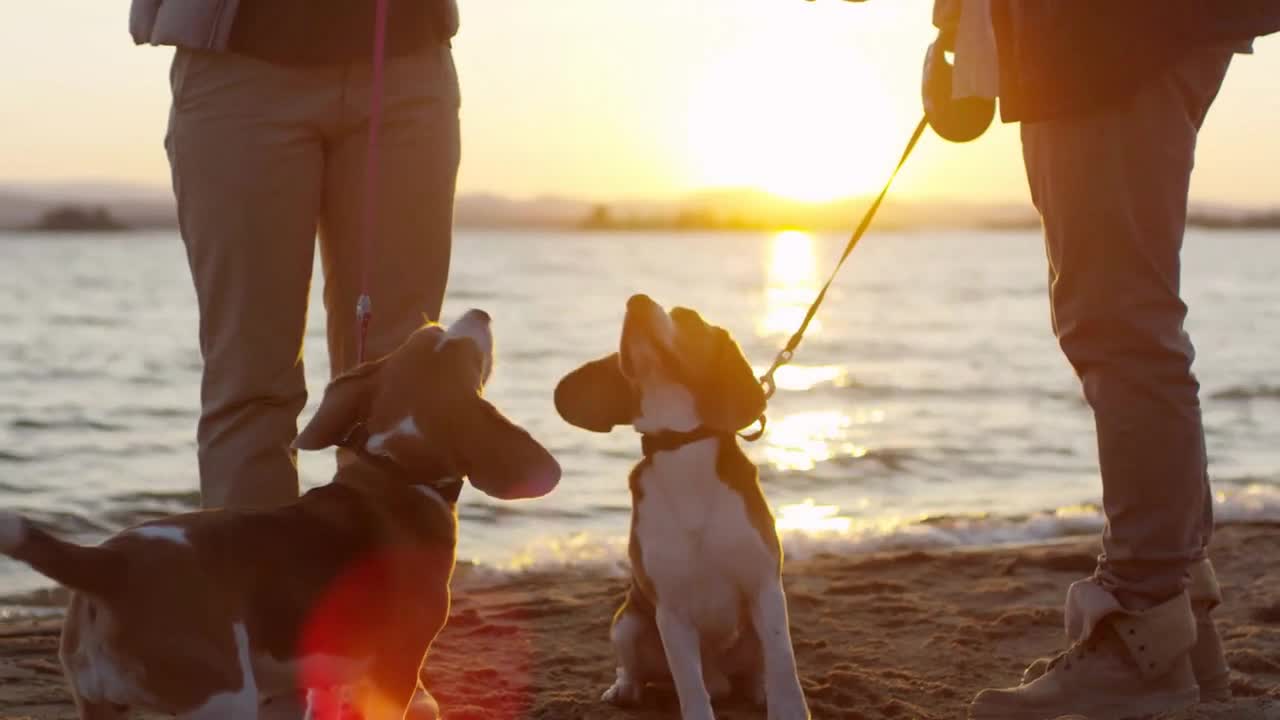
[742,115,930,442]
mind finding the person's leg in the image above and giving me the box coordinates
[167,50,330,509]
[1023,46,1232,609]
[319,43,461,378]
[969,45,1234,720]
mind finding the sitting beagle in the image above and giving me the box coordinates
[0,310,560,719]
[555,294,810,720]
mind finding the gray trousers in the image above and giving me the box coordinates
[1020,46,1234,607]
[165,45,461,510]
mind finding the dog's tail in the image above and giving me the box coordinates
[0,511,124,597]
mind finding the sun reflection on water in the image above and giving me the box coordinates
[775,499,853,533]
[769,363,847,391]
[763,410,849,472]
[762,409,885,472]
[760,230,823,338]
[774,502,943,543]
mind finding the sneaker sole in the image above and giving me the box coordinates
[968,688,1199,720]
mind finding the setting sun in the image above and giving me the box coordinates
[686,38,912,202]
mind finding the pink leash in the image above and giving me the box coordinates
[355,0,391,365]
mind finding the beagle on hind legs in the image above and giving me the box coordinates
[556,294,810,720]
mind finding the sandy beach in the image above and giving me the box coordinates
[0,523,1276,719]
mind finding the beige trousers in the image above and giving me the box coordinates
[165,45,461,510]
[1020,46,1233,607]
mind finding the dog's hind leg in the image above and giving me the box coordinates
[750,580,809,720]
[603,597,665,706]
[702,663,732,703]
[63,649,130,720]
[722,620,765,706]
[179,694,258,720]
[61,598,129,720]
[363,651,427,719]
[70,698,128,720]
[180,621,259,720]
[406,683,441,720]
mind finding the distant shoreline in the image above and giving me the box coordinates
[19,204,129,233]
[6,217,1280,234]
[3,189,1279,234]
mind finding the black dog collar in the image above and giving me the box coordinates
[338,424,465,504]
[640,427,732,458]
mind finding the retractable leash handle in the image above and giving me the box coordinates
[923,0,997,143]
[922,28,996,143]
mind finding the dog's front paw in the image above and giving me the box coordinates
[602,671,644,707]
[766,699,811,720]
[304,686,364,720]
[405,686,441,720]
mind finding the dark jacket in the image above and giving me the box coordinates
[229,0,450,65]
[130,0,459,52]
[993,1,1280,123]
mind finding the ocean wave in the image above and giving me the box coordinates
[4,509,114,537]
[738,364,1086,406]
[828,381,1085,405]
[47,314,126,328]
[456,485,1280,586]
[34,441,186,461]
[10,416,127,433]
[114,405,195,419]
[104,490,201,527]
[0,450,34,464]
[1211,385,1280,402]
[459,501,628,525]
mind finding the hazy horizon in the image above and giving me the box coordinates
[3,2,1280,208]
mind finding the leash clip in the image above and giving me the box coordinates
[743,349,790,443]
[758,348,794,403]
[355,294,374,365]
[738,414,768,443]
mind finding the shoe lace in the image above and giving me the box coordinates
[1044,638,1099,673]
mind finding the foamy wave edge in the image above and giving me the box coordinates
[457,483,1280,587]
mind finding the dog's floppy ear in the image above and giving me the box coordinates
[294,360,384,451]
[554,353,635,432]
[454,396,561,500]
[698,329,766,433]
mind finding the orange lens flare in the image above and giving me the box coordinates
[297,548,537,719]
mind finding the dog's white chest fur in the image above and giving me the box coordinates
[633,439,775,643]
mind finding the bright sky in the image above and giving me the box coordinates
[3,1,1279,206]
